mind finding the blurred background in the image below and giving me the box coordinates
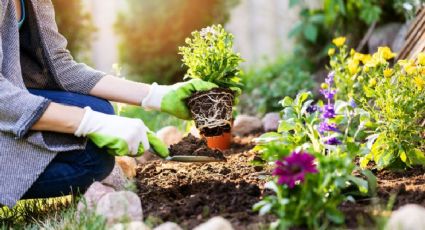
[52,0,423,130]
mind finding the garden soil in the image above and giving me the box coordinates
[136,134,425,229]
[169,134,225,160]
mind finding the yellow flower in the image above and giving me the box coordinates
[383,68,394,78]
[350,49,356,56]
[418,53,425,66]
[369,78,377,87]
[328,48,336,56]
[404,65,417,75]
[333,36,346,47]
[348,59,359,75]
[377,47,396,60]
[414,76,425,90]
[363,66,370,73]
[321,83,328,89]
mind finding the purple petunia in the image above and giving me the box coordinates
[324,137,342,145]
[273,152,318,188]
[318,122,339,134]
[321,104,336,119]
[320,89,336,100]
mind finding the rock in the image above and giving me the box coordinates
[193,216,234,230]
[77,182,115,212]
[368,23,403,53]
[262,112,280,132]
[232,115,263,136]
[391,23,410,53]
[386,204,425,230]
[101,162,129,191]
[111,221,151,230]
[154,222,183,230]
[156,126,184,147]
[116,156,138,179]
[96,191,143,226]
[136,151,160,164]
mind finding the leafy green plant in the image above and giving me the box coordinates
[179,25,243,88]
[116,0,239,84]
[329,41,425,169]
[239,56,315,115]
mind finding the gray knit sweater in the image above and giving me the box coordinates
[0,0,106,207]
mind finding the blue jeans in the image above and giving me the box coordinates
[22,89,116,199]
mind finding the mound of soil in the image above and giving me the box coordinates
[169,134,225,160]
[137,136,273,229]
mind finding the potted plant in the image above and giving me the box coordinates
[179,24,243,150]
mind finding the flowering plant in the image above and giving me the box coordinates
[179,24,244,88]
[328,39,425,169]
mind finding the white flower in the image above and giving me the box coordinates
[200,26,217,37]
[403,3,413,11]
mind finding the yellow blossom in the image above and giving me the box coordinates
[363,66,370,73]
[350,49,356,56]
[348,59,359,75]
[357,76,364,82]
[414,76,425,90]
[321,83,328,89]
[377,47,396,60]
[369,78,377,87]
[383,68,394,78]
[404,65,417,75]
[328,48,336,56]
[418,53,425,66]
[333,36,346,47]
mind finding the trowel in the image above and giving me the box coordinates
[165,155,225,163]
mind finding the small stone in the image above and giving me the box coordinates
[111,221,151,230]
[154,222,183,230]
[262,112,280,132]
[96,191,143,226]
[102,162,129,191]
[116,156,138,179]
[232,115,263,136]
[77,182,115,212]
[386,204,425,230]
[193,216,234,230]
[368,23,403,53]
[156,126,184,147]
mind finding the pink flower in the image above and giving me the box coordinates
[273,152,318,188]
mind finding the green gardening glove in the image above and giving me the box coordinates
[141,79,219,120]
[146,131,169,158]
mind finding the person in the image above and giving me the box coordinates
[0,0,218,207]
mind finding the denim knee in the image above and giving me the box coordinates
[83,142,116,182]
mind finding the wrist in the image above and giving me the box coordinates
[141,83,168,111]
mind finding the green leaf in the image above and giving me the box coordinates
[326,207,344,224]
[348,175,368,194]
[259,203,273,216]
[289,0,299,8]
[278,118,296,132]
[281,96,294,107]
[303,23,318,42]
[361,170,377,196]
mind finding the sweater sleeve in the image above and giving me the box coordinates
[34,0,107,94]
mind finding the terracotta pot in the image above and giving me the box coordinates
[204,132,232,151]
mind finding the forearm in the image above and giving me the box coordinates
[89,75,151,105]
[31,103,85,134]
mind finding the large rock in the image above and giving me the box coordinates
[96,191,143,226]
[193,216,234,230]
[156,126,184,147]
[154,222,183,230]
[386,204,425,230]
[111,221,151,230]
[262,112,280,132]
[77,182,115,212]
[101,163,129,191]
[232,115,263,136]
[368,23,403,53]
[116,156,138,179]
[391,23,410,53]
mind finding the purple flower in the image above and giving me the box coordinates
[326,71,335,85]
[318,122,339,134]
[273,152,318,188]
[349,99,357,108]
[320,89,336,100]
[306,105,318,114]
[321,104,336,119]
[324,137,342,145]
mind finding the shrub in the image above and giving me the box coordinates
[239,56,315,115]
[52,0,96,62]
[115,0,239,84]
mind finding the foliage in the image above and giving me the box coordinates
[238,56,315,115]
[328,41,425,169]
[179,25,243,88]
[115,0,239,84]
[52,0,96,63]
[253,90,375,229]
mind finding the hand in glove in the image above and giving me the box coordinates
[74,107,169,158]
[141,79,219,120]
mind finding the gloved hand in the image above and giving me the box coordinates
[141,79,218,120]
[74,107,169,158]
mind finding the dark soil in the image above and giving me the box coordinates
[169,134,226,160]
[187,88,234,136]
[137,135,273,230]
[137,134,425,229]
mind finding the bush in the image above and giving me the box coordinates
[52,0,96,62]
[239,56,315,115]
[115,0,239,84]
